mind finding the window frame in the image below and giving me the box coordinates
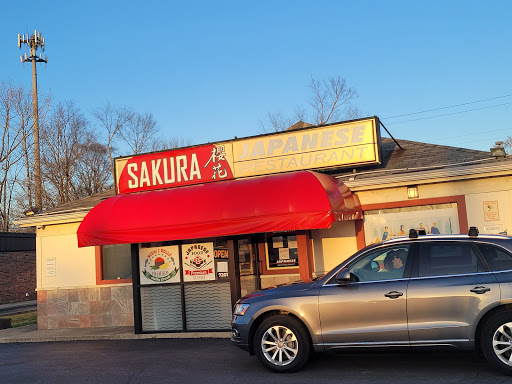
[414,241,487,278]
[265,233,300,271]
[476,242,512,272]
[346,244,412,283]
[95,246,133,285]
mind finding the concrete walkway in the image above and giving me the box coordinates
[0,324,231,343]
[0,301,231,343]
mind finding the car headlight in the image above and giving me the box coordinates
[233,303,250,316]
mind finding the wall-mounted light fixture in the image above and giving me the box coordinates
[407,185,419,199]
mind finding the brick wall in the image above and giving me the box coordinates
[0,251,36,305]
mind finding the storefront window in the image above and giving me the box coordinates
[363,203,460,246]
[214,239,230,281]
[101,244,132,281]
[266,234,299,269]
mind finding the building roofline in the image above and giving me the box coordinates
[339,157,512,190]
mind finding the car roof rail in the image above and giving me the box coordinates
[468,226,479,238]
[409,228,426,238]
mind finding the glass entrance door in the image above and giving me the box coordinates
[237,237,260,297]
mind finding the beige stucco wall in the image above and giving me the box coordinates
[31,173,512,292]
[311,221,358,276]
[310,174,512,277]
[36,222,97,290]
[356,175,512,205]
[464,185,512,236]
[33,222,134,330]
[355,175,512,237]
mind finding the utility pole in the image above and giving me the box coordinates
[18,30,47,213]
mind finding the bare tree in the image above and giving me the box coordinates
[119,112,158,155]
[259,75,360,133]
[91,101,134,183]
[0,82,27,165]
[503,137,512,154]
[75,139,111,196]
[41,101,90,205]
[258,109,307,133]
[151,136,192,152]
[11,85,51,212]
[0,162,23,231]
[309,76,359,125]
[13,85,34,209]
[0,82,33,230]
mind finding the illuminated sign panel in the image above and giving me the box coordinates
[115,117,381,194]
[232,118,380,177]
[116,143,234,194]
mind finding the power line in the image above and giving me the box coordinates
[430,128,510,141]
[384,93,512,119]
[383,127,510,141]
[382,127,510,149]
[452,139,500,146]
[382,101,512,125]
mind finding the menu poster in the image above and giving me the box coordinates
[182,243,216,282]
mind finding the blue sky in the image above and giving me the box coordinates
[1,0,511,153]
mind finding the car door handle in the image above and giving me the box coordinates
[470,286,491,294]
[384,291,403,299]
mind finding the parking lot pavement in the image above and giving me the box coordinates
[0,339,509,384]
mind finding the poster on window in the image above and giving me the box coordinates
[267,235,299,269]
[363,207,460,246]
[182,242,216,282]
[216,260,229,279]
[139,245,181,285]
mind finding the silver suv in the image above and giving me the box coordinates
[231,229,512,374]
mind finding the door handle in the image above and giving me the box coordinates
[384,291,403,299]
[470,286,491,294]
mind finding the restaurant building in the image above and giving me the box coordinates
[15,116,512,333]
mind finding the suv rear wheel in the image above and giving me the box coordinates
[481,311,512,375]
[254,315,311,372]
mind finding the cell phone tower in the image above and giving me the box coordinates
[18,30,47,213]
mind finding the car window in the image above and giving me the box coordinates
[418,242,485,277]
[477,244,512,272]
[348,245,410,282]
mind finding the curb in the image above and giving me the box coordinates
[0,331,232,344]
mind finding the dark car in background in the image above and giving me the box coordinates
[231,229,512,374]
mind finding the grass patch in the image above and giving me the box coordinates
[0,311,37,328]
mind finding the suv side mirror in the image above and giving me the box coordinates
[335,268,351,285]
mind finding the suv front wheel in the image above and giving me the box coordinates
[254,315,312,372]
[482,311,512,375]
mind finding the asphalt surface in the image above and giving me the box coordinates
[0,338,511,384]
[0,301,37,316]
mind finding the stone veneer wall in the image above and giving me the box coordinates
[260,274,300,290]
[37,285,133,330]
[240,275,259,298]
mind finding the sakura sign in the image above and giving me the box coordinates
[115,117,381,194]
[115,144,234,194]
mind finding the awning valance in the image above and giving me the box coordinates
[77,170,361,247]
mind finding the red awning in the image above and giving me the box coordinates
[77,170,361,247]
